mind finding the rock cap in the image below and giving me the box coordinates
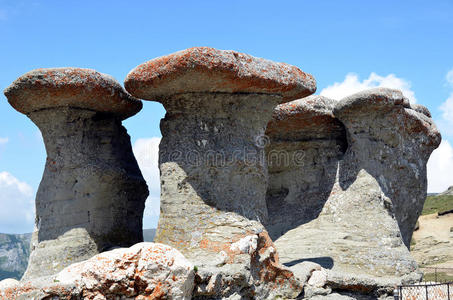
[125,47,316,102]
[266,95,344,141]
[4,68,142,119]
[334,87,409,116]
[334,87,441,148]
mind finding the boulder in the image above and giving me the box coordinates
[125,47,316,298]
[4,68,149,280]
[0,243,195,299]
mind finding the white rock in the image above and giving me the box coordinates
[0,278,19,289]
[230,235,258,254]
[308,269,328,288]
[53,242,195,299]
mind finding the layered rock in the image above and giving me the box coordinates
[4,68,149,280]
[265,95,347,240]
[125,47,316,298]
[0,243,195,299]
[273,88,440,296]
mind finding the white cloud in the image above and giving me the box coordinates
[0,137,8,145]
[132,137,161,229]
[446,69,453,86]
[440,93,453,121]
[437,69,453,139]
[320,72,417,103]
[0,172,35,233]
[427,140,453,193]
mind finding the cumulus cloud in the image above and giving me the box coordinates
[0,137,8,145]
[132,137,161,229]
[320,72,417,103]
[427,140,453,193]
[446,69,453,86]
[437,69,453,138]
[0,172,35,233]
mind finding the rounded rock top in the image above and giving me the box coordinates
[4,68,142,119]
[124,47,316,102]
[333,87,408,115]
[266,95,344,140]
[334,87,441,147]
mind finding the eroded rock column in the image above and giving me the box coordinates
[264,96,347,240]
[274,88,440,295]
[4,68,149,280]
[125,47,316,298]
[334,88,441,247]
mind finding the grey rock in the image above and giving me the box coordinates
[304,285,332,298]
[4,68,148,280]
[265,95,347,240]
[125,47,316,299]
[334,88,441,247]
[269,89,439,296]
[290,261,322,284]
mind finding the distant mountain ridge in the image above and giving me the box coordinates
[439,186,453,196]
[0,229,156,281]
[0,233,31,280]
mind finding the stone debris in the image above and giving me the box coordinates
[4,68,149,280]
[0,243,195,299]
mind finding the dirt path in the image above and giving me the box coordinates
[411,213,453,268]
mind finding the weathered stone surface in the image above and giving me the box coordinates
[334,88,441,247]
[5,67,142,119]
[265,95,347,239]
[276,170,422,296]
[0,243,195,299]
[125,47,315,298]
[125,46,316,102]
[4,68,149,280]
[273,88,440,296]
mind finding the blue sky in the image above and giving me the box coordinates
[0,0,452,233]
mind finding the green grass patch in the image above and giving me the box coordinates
[422,195,453,215]
[423,272,453,282]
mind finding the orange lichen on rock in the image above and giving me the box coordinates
[4,67,142,119]
[125,47,316,102]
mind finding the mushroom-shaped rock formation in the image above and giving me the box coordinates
[334,88,441,247]
[264,95,347,240]
[125,47,316,298]
[4,68,149,280]
[274,88,440,295]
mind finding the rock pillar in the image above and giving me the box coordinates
[4,68,149,279]
[125,47,316,298]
